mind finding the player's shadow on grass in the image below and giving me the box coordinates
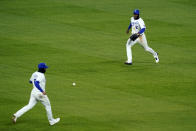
[62,116,143,127]
[96,60,158,72]
[8,117,49,127]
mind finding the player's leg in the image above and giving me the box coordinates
[125,38,137,64]
[138,35,159,63]
[40,95,53,122]
[39,95,60,125]
[13,93,37,123]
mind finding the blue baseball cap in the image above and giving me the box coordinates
[133,9,140,15]
[38,63,48,69]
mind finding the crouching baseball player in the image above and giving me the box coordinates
[125,9,159,65]
[12,63,60,126]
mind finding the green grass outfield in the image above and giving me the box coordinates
[0,0,196,130]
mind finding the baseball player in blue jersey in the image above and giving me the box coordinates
[12,63,60,126]
[125,9,159,65]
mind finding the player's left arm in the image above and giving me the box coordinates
[138,28,145,35]
[137,19,146,35]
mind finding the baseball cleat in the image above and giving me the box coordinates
[155,53,159,63]
[124,61,132,65]
[50,118,60,126]
[12,115,17,124]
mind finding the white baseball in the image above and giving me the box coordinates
[72,82,76,86]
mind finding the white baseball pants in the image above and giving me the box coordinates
[126,34,157,63]
[14,91,54,123]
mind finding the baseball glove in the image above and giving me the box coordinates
[130,33,139,41]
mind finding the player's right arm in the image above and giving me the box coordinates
[29,74,33,84]
[126,22,132,34]
[126,18,132,34]
[34,80,46,95]
[34,80,44,92]
[32,73,46,95]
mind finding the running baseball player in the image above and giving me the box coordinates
[125,9,159,65]
[12,63,60,126]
